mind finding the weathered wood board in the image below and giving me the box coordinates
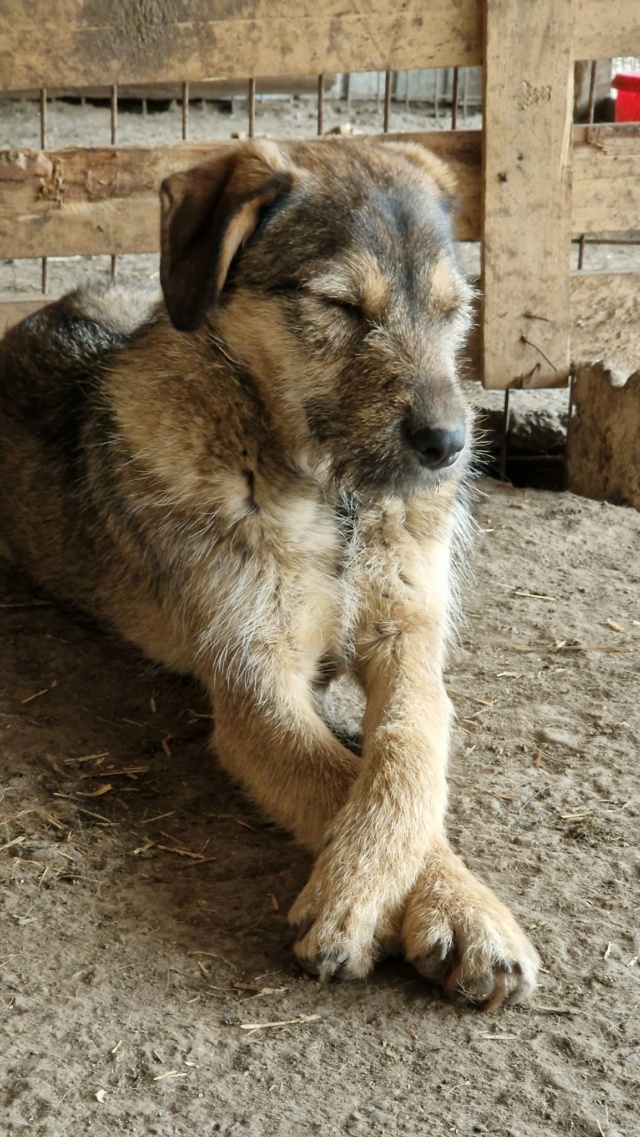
[567,363,640,507]
[572,124,640,236]
[573,0,640,61]
[3,125,639,261]
[1,0,637,93]
[482,0,575,390]
[571,270,640,385]
[0,134,482,259]
[0,0,483,91]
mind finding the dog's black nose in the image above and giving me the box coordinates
[407,424,466,469]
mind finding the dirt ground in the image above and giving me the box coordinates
[1,479,639,1137]
[1,92,639,1137]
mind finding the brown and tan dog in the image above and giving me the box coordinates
[0,139,539,1007]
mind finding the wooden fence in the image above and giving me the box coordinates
[0,0,639,389]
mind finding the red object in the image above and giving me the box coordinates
[612,72,640,122]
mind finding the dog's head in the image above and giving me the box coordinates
[160,139,474,497]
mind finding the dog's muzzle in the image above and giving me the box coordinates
[404,422,466,470]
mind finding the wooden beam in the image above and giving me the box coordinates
[572,124,640,237]
[574,0,640,61]
[567,363,640,508]
[1,0,638,95]
[0,134,482,259]
[482,0,575,390]
[0,0,482,92]
[2,126,640,261]
[0,144,216,258]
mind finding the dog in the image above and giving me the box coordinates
[0,138,539,1007]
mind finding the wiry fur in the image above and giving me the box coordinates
[0,139,539,1007]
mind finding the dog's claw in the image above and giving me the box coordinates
[409,931,539,1010]
[294,935,355,980]
[401,843,540,1010]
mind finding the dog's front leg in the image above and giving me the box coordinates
[289,506,540,1003]
[289,510,455,980]
[289,647,452,980]
[211,669,360,856]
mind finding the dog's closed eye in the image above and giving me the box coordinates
[321,295,366,322]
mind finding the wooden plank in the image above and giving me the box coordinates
[0,144,215,259]
[571,270,640,385]
[572,124,640,236]
[574,0,640,61]
[0,0,482,92]
[482,0,574,390]
[0,0,637,95]
[0,298,49,336]
[567,364,640,508]
[0,134,482,259]
[3,125,640,260]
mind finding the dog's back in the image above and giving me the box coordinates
[0,285,157,604]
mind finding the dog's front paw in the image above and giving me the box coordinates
[402,840,540,1010]
[289,873,381,981]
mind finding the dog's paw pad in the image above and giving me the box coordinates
[292,924,374,981]
[402,848,541,1010]
[409,926,539,1009]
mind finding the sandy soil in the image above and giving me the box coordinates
[1,92,639,1137]
[1,479,639,1137]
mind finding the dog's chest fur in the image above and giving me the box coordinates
[100,336,359,677]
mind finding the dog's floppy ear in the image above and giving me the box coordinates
[160,142,295,332]
[383,141,458,211]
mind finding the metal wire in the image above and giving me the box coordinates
[40,88,47,294]
[248,77,256,138]
[110,85,118,280]
[578,61,598,273]
[451,67,459,130]
[182,81,189,141]
[39,87,47,148]
[383,70,391,132]
[317,74,324,136]
[110,84,118,144]
[578,235,640,246]
[587,59,598,125]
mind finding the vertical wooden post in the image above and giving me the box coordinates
[566,364,640,507]
[482,0,575,389]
